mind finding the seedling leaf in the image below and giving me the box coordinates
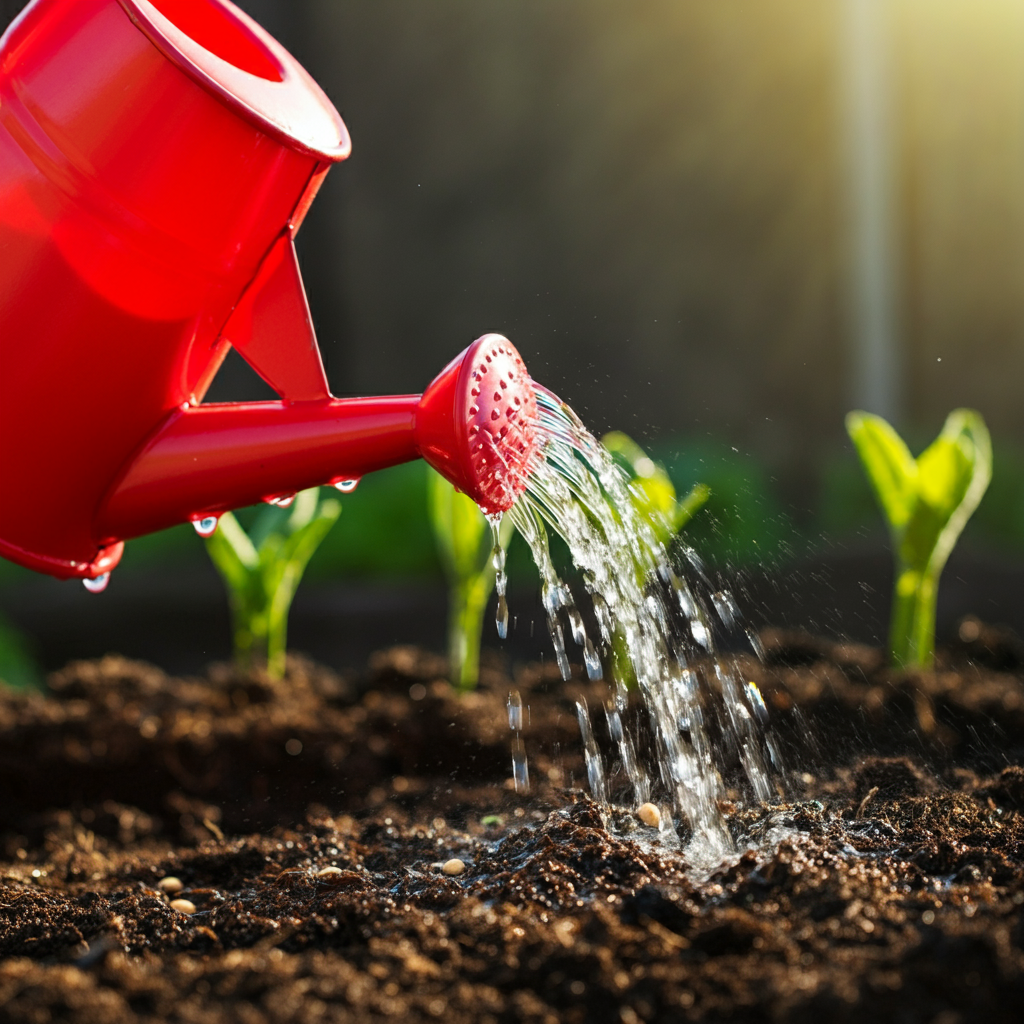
[845,412,917,533]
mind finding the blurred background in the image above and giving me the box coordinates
[3,0,1024,677]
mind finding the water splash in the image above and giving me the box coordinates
[502,385,780,861]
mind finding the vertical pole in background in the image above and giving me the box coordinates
[839,0,902,423]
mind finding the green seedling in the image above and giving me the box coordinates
[602,432,710,685]
[428,469,514,692]
[846,409,991,669]
[204,488,341,680]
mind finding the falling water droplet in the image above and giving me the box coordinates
[512,735,530,793]
[507,690,524,731]
[690,619,711,649]
[605,702,624,744]
[333,478,360,493]
[496,593,509,639]
[711,590,740,628]
[745,628,767,662]
[267,494,295,507]
[541,581,567,618]
[575,699,607,804]
[83,573,110,594]
[583,637,603,680]
[745,680,769,723]
[549,621,571,680]
[591,592,613,642]
[567,606,586,646]
[192,516,219,538]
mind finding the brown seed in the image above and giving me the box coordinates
[442,858,466,876]
[170,898,196,915]
[637,803,661,828]
[157,876,183,894]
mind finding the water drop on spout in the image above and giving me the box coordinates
[83,573,110,594]
[266,494,295,507]
[192,516,219,538]
[333,478,360,493]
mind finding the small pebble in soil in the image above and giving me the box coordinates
[637,802,661,828]
[157,877,183,894]
[316,866,344,878]
[442,858,466,876]
[169,899,196,915]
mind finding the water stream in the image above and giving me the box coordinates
[501,385,781,865]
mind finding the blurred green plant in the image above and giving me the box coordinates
[846,409,991,669]
[204,488,341,679]
[0,611,41,690]
[428,469,513,692]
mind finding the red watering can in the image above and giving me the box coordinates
[0,0,538,583]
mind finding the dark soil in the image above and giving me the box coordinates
[3,624,1024,1022]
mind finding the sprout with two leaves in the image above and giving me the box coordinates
[428,470,514,692]
[846,409,991,669]
[203,488,341,680]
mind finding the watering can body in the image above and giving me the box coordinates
[0,0,537,580]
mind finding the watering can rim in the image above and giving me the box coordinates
[116,0,350,162]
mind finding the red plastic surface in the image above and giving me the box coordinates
[417,335,540,515]
[0,0,538,579]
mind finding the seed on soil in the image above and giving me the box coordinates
[169,899,196,915]
[442,858,466,876]
[637,802,661,827]
[316,866,343,878]
[157,876,183,894]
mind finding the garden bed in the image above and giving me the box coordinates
[1,628,1024,1022]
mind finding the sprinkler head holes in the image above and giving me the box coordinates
[417,335,541,516]
[464,339,539,513]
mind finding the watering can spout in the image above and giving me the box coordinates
[96,335,540,545]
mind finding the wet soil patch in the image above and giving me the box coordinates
[2,631,1024,1022]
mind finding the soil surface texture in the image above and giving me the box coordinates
[2,621,1024,1022]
